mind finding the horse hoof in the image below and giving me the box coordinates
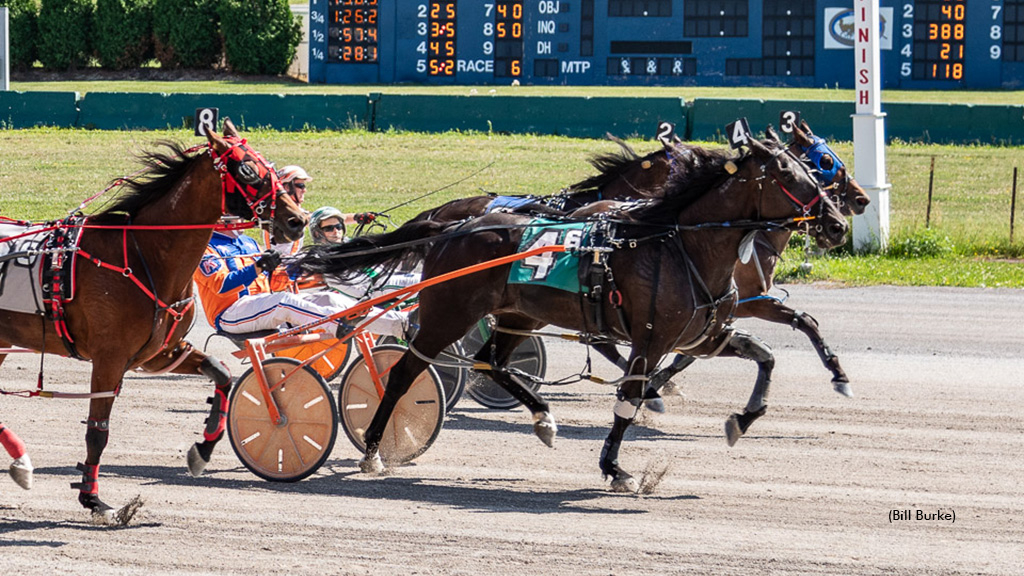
[9,455,33,490]
[610,474,639,493]
[90,495,144,527]
[644,397,666,414]
[186,444,210,478]
[359,453,385,474]
[725,414,742,447]
[533,412,558,448]
[833,379,854,398]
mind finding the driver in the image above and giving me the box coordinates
[307,206,421,301]
[192,226,411,339]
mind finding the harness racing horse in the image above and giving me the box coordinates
[296,136,848,491]
[612,122,871,399]
[408,124,870,396]
[0,120,307,521]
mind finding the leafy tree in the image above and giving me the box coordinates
[36,0,93,70]
[94,0,154,70]
[0,0,39,70]
[219,0,301,75]
[152,0,221,69]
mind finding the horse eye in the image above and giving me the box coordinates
[236,163,261,186]
[821,155,835,170]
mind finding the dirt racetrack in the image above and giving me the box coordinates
[1,284,1022,575]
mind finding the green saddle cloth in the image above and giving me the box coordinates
[508,219,593,293]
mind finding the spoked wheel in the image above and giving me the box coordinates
[377,335,466,413]
[460,317,548,410]
[338,344,445,464]
[228,358,338,482]
[272,338,351,384]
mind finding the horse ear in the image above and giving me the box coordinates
[792,121,813,147]
[745,135,771,159]
[222,118,240,138]
[206,126,228,153]
[765,125,780,144]
[800,119,814,137]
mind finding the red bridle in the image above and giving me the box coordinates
[208,136,285,227]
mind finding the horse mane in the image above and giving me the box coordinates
[88,141,202,224]
[564,135,649,195]
[625,144,736,224]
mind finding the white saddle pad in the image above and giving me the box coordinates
[0,222,50,315]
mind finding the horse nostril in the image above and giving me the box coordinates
[288,217,304,232]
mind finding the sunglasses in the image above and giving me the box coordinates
[291,182,307,189]
[319,223,344,233]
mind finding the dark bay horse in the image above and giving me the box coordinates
[620,122,871,398]
[0,120,306,521]
[408,124,869,394]
[297,136,848,491]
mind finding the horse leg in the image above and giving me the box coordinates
[0,348,33,490]
[720,330,774,447]
[591,342,671,413]
[72,393,116,518]
[472,317,557,446]
[359,351,432,473]
[140,342,233,477]
[645,353,698,401]
[739,299,851,397]
[0,421,33,490]
[599,357,649,493]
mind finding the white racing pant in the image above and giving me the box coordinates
[217,291,408,337]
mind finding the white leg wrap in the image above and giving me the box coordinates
[613,398,640,420]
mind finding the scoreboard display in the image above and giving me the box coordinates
[308,0,1024,89]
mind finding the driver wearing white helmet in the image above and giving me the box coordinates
[264,165,312,255]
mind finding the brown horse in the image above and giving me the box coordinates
[0,120,306,521]
[297,136,848,490]
[640,122,869,398]
[407,124,869,395]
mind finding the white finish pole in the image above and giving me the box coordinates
[1,8,9,91]
[852,0,890,252]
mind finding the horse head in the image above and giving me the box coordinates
[787,121,871,216]
[207,119,307,243]
[743,136,848,249]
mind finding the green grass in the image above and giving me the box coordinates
[1,127,1021,287]
[7,78,1024,105]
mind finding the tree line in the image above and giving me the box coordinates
[1,0,301,75]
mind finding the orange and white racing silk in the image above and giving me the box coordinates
[262,229,304,257]
[194,230,407,336]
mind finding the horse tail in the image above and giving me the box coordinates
[293,220,450,281]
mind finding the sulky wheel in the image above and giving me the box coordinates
[338,344,445,464]
[460,317,548,410]
[228,357,338,482]
[377,334,466,413]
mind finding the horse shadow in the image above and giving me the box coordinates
[33,461,698,515]
[0,510,161,545]
[442,409,706,444]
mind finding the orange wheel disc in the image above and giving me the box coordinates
[273,338,351,383]
[228,358,338,482]
[338,344,444,464]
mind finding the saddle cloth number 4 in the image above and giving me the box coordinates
[520,228,584,281]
